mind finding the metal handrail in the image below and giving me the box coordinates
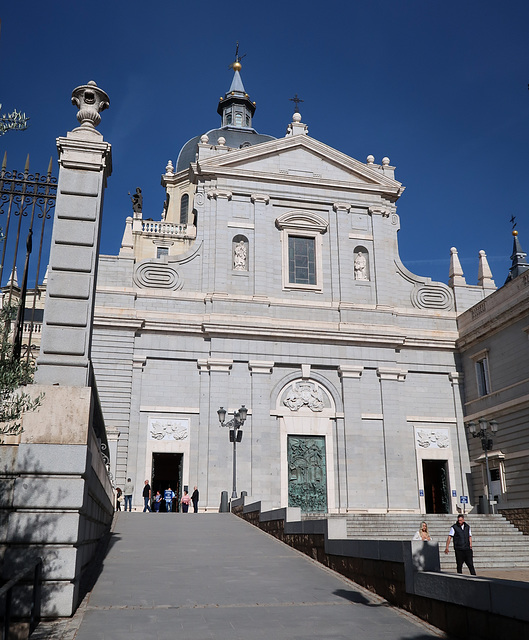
[0,557,42,639]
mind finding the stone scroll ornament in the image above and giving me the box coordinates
[283,381,325,412]
[71,80,110,130]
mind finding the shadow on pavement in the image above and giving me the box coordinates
[333,588,389,607]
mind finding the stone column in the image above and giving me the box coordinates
[450,372,473,507]
[377,366,417,511]
[249,360,275,501]
[3,82,114,617]
[36,81,112,387]
[338,365,363,511]
[251,194,270,296]
[208,190,232,293]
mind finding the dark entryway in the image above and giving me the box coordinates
[152,452,183,512]
[422,459,450,514]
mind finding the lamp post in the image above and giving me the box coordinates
[218,404,248,499]
[466,418,498,514]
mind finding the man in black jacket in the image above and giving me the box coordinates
[444,514,476,575]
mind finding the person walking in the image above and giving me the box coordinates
[164,486,175,513]
[154,490,162,512]
[191,486,199,513]
[115,487,122,511]
[181,490,191,513]
[444,514,476,575]
[142,480,152,512]
[123,478,134,512]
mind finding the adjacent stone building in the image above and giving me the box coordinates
[457,231,529,530]
[90,61,491,514]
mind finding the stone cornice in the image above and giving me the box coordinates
[250,193,270,204]
[333,202,351,213]
[248,360,274,374]
[377,367,407,381]
[338,365,363,378]
[207,189,232,200]
[197,358,233,373]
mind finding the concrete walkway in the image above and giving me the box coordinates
[68,513,446,640]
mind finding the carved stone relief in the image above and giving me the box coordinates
[282,380,328,412]
[415,428,450,449]
[410,284,453,310]
[133,262,183,290]
[149,418,189,441]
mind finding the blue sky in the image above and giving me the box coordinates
[1,1,528,286]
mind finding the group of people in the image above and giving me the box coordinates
[115,479,200,514]
[413,514,476,575]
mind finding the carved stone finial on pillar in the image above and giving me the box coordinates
[478,249,496,289]
[71,80,110,131]
[448,247,466,287]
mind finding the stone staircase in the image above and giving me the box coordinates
[321,513,529,571]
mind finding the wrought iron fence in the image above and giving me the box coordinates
[0,153,56,362]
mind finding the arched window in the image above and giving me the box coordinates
[180,194,189,225]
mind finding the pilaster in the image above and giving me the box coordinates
[377,366,417,510]
[251,194,270,296]
[449,371,473,508]
[338,365,363,510]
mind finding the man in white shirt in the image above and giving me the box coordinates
[444,514,476,575]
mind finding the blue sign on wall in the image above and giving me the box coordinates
[452,490,457,497]
[460,496,469,504]
[419,489,424,497]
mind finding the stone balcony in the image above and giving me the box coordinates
[137,220,196,240]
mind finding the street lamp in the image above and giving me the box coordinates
[218,404,248,499]
[466,418,499,514]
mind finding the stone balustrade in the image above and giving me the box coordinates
[140,221,196,239]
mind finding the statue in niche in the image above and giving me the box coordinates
[354,250,368,280]
[130,187,143,214]
[233,240,248,271]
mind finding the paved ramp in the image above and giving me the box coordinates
[73,513,444,640]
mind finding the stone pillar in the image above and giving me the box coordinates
[377,366,417,511]
[251,194,270,296]
[35,81,112,387]
[338,365,363,511]
[208,190,232,293]
[1,82,114,618]
[249,360,275,501]
[449,372,473,508]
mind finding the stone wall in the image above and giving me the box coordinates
[500,508,529,535]
[233,500,529,640]
[0,386,114,618]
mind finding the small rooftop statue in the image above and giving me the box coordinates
[71,80,110,130]
[131,188,143,213]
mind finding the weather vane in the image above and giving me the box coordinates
[229,42,246,70]
[289,94,304,113]
[510,215,517,230]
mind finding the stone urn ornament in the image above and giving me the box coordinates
[71,80,110,131]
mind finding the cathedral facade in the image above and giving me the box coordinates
[91,64,481,513]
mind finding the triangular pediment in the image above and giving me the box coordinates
[194,135,403,194]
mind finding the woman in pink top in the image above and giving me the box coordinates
[181,490,191,513]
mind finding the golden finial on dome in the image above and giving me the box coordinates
[513,230,518,236]
[232,61,242,72]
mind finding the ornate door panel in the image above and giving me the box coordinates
[287,435,327,513]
